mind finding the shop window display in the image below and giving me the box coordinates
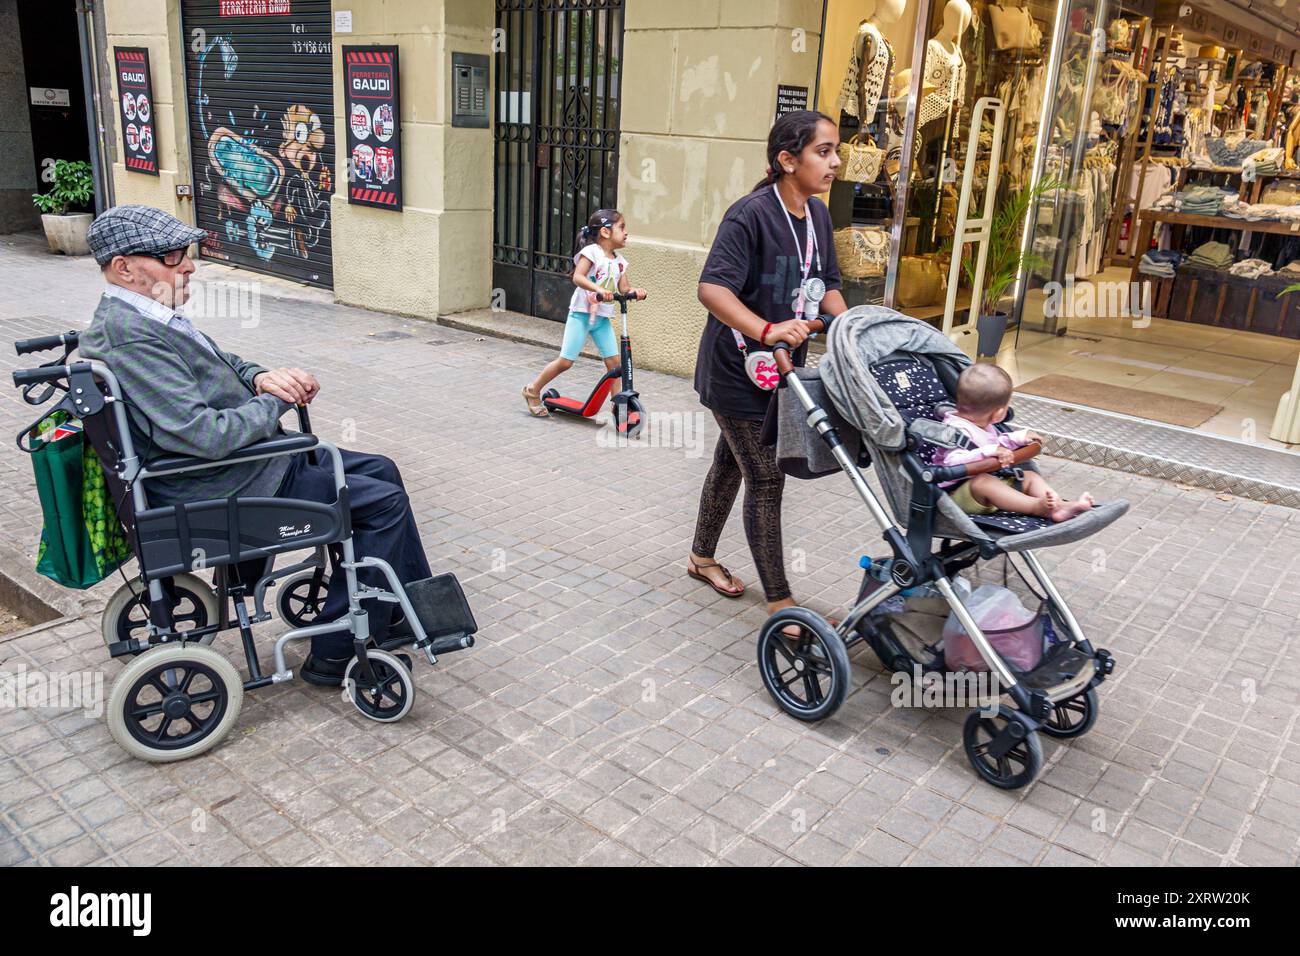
[817,0,917,307]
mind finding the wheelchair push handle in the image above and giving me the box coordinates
[15,331,79,356]
[771,318,827,375]
[295,403,313,435]
[13,365,71,387]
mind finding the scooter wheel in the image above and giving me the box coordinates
[757,608,851,721]
[963,705,1042,789]
[541,388,559,401]
[622,396,646,439]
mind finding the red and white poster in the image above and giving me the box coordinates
[343,46,401,210]
[115,47,158,175]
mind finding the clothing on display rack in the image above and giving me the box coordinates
[1228,258,1274,278]
[1186,241,1234,269]
[1138,249,1182,277]
[1242,148,1285,182]
[1205,135,1270,168]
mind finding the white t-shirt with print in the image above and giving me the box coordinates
[568,243,627,318]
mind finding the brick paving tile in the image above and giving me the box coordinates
[1,236,1296,866]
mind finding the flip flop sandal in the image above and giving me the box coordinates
[522,384,549,417]
[687,558,745,598]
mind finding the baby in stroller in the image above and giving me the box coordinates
[937,364,1095,523]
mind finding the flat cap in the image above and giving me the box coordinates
[87,204,206,266]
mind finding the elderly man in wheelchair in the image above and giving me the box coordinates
[12,205,475,762]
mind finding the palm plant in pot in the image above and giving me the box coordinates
[32,160,95,256]
[960,175,1068,357]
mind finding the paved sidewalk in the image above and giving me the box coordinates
[1,232,1298,867]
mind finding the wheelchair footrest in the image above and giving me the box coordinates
[404,573,478,640]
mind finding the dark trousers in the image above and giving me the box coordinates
[691,412,790,602]
[276,448,431,658]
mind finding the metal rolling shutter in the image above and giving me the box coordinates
[182,0,335,287]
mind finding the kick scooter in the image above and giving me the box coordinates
[542,290,646,439]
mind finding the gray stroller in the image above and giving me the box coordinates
[762,307,1129,789]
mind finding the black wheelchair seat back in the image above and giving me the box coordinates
[136,495,345,582]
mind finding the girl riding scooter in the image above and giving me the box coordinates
[522,209,646,417]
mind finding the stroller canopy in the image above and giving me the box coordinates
[820,305,970,451]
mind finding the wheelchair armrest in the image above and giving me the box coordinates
[145,433,319,476]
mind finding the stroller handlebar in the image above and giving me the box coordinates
[772,319,827,374]
[926,441,1042,484]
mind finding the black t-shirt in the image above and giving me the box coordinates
[695,187,841,421]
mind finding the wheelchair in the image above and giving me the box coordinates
[13,331,477,762]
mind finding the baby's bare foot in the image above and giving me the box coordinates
[1044,488,1060,509]
[1050,498,1094,523]
[1080,492,1095,506]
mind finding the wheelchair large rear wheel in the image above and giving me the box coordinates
[343,649,414,723]
[102,573,220,652]
[757,608,852,721]
[276,567,332,629]
[107,644,244,762]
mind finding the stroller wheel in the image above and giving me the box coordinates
[276,568,332,629]
[102,573,220,653]
[963,705,1042,790]
[1040,686,1098,739]
[344,649,415,723]
[106,644,244,763]
[757,608,851,721]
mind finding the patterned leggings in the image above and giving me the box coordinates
[691,412,790,602]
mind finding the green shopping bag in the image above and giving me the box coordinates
[29,411,132,589]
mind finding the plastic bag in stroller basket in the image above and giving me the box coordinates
[942,584,1044,673]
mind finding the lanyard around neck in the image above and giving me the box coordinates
[772,184,820,321]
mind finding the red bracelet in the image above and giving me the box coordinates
[760,322,772,345]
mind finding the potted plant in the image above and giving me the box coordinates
[959,176,1068,357]
[32,160,95,256]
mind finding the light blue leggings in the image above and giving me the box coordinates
[560,310,618,361]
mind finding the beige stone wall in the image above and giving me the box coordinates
[618,0,824,376]
[103,0,191,221]
[330,0,493,317]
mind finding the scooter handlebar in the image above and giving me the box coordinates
[611,290,646,303]
[771,318,827,374]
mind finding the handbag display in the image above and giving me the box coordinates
[833,226,891,279]
[988,3,1042,51]
[836,133,885,184]
[895,255,945,308]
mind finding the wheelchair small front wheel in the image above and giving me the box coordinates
[757,608,852,722]
[102,573,220,652]
[106,644,244,762]
[343,649,414,723]
[276,568,331,629]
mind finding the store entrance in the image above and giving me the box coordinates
[5,0,94,232]
[1009,3,1300,448]
[492,1,625,322]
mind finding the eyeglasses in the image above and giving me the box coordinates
[144,248,190,267]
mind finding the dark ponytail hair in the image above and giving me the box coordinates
[752,109,837,192]
[574,208,622,257]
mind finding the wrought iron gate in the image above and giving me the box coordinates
[493,0,624,321]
